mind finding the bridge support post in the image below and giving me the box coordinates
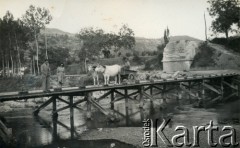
[111,89,115,110]
[150,85,153,96]
[33,96,54,116]
[188,82,192,102]
[86,93,92,119]
[201,80,206,107]
[124,88,130,125]
[69,95,74,139]
[52,117,58,142]
[139,87,143,108]
[52,96,58,118]
[221,77,224,99]
[162,84,166,103]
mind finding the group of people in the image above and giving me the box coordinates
[40,57,130,92]
[40,59,65,92]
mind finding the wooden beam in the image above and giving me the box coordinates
[33,96,54,115]
[72,98,87,106]
[69,96,74,139]
[97,90,112,101]
[129,110,140,117]
[209,95,222,103]
[180,84,201,100]
[222,81,237,90]
[222,92,237,101]
[112,96,125,104]
[112,109,125,118]
[202,83,221,95]
[52,105,70,114]
[139,87,144,108]
[143,92,154,101]
[57,97,70,105]
[52,96,57,118]
[89,98,110,116]
[56,120,80,137]
[143,86,151,91]
[151,85,163,91]
[114,89,135,101]
[111,89,114,110]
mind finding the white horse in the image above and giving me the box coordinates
[88,64,99,85]
[95,64,122,85]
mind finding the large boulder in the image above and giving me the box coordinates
[162,40,201,72]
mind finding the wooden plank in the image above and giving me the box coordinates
[0,72,239,101]
[89,98,110,116]
[222,92,237,101]
[97,90,112,101]
[34,97,54,115]
[143,92,154,101]
[222,81,237,90]
[114,90,135,101]
[202,83,221,95]
[57,97,70,105]
[52,105,70,114]
[210,96,222,103]
[180,85,201,100]
[151,85,163,91]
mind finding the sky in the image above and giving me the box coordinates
[0,0,214,40]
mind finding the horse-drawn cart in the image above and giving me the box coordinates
[120,69,137,81]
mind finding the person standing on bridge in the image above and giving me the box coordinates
[41,59,51,93]
[122,57,130,71]
[57,63,65,87]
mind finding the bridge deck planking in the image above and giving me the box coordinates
[0,72,239,102]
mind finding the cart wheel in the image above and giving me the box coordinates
[128,74,135,80]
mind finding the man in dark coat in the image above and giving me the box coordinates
[41,59,50,92]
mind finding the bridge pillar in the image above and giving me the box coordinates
[111,89,115,110]
[69,95,74,139]
[150,85,153,96]
[162,84,166,103]
[188,82,192,102]
[139,86,143,108]
[52,117,58,142]
[86,93,92,119]
[52,96,58,118]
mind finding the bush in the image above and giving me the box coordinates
[132,53,142,63]
[210,37,240,53]
[125,52,132,57]
[191,42,216,68]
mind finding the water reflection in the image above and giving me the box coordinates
[2,93,240,147]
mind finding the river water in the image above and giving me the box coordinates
[1,94,240,147]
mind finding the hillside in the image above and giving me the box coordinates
[41,28,202,54]
[40,28,74,36]
[191,42,240,69]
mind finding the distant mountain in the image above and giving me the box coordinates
[40,28,74,36]
[134,37,160,52]
[40,28,202,53]
[134,36,202,52]
[169,35,202,42]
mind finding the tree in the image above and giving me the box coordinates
[22,5,52,75]
[0,11,32,77]
[118,24,135,50]
[164,26,170,45]
[207,0,239,39]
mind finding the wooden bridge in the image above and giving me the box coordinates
[0,70,240,126]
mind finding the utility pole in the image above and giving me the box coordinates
[204,12,208,41]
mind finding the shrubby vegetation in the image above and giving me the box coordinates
[207,0,239,39]
[76,25,135,61]
[191,42,215,68]
[210,37,240,53]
